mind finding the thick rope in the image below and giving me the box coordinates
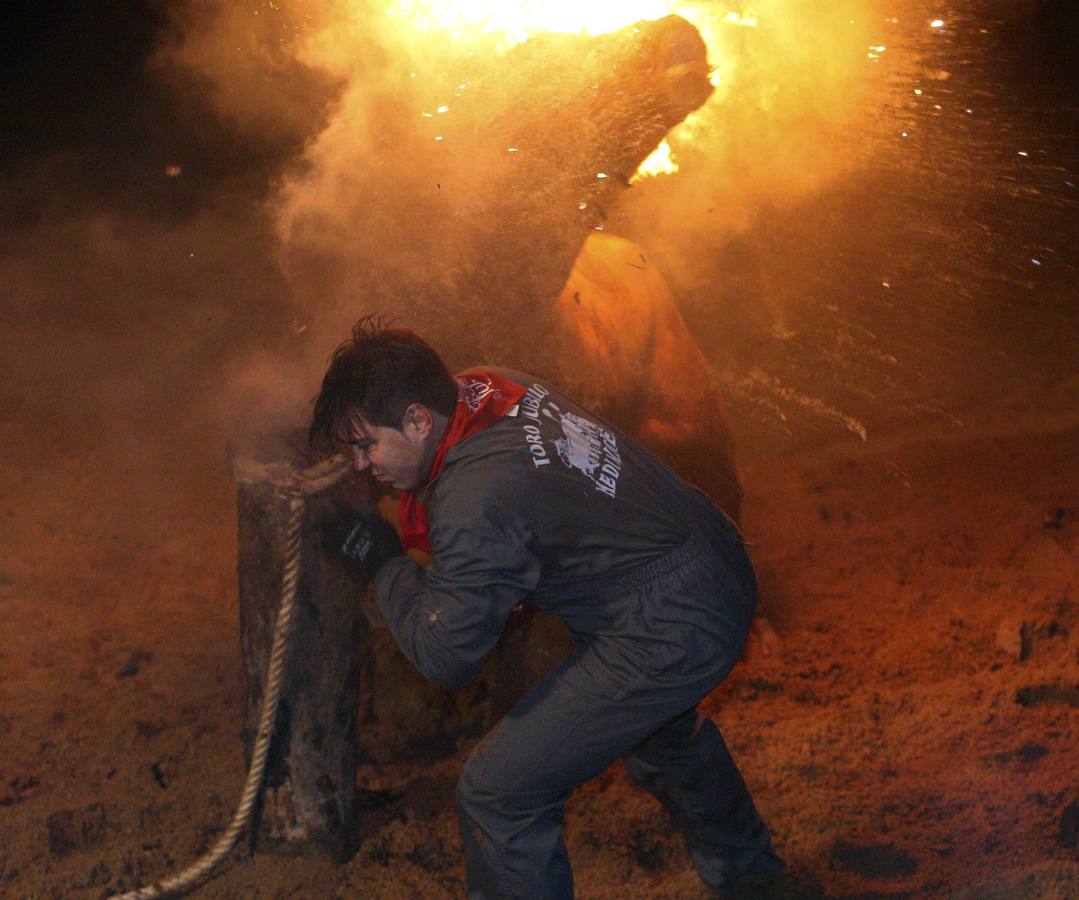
[110,492,305,899]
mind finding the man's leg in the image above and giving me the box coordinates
[458,537,767,897]
[457,753,573,900]
[458,647,717,899]
[623,707,785,891]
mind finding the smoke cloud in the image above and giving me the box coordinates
[13,0,995,483]
[145,0,880,447]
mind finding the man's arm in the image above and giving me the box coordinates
[373,521,541,689]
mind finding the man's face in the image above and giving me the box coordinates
[336,406,434,491]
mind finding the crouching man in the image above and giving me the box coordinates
[310,318,784,897]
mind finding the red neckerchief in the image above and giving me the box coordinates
[398,370,526,554]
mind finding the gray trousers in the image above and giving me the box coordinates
[457,533,784,898]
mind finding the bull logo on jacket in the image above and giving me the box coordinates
[552,410,622,499]
[459,377,496,412]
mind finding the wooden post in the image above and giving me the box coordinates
[231,433,367,860]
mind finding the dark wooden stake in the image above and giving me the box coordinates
[233,440,368,860]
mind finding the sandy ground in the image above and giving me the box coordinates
[2,370,1076,898]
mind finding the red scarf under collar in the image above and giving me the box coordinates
[397,370,526,554]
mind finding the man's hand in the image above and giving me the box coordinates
[326,509,404,581]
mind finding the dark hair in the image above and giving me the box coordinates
[309,317,458,448]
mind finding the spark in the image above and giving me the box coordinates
[1030,258,1042,266]
[596,172,608,179]
[914,88,923,95]
[930,19,944,29]
[1017,151,1029,157]
[437,104,450,113]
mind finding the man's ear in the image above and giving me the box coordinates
[402,403,434,442]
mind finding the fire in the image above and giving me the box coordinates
[277,0,874,258]
[385,0,760,65]
[381,2,762,180]
[632,140,679,182]
[389,0,685,45]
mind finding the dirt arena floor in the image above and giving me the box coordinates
[2,368,1076,898]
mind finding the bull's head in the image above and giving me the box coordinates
[281,16,714,366]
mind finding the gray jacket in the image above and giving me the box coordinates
[374,370,751,689]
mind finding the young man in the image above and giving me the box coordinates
[311,319,784,898]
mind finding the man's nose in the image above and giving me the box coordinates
[351,447,370,472]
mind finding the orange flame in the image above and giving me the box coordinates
[387,0,680,44]
[374,2,763,179]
